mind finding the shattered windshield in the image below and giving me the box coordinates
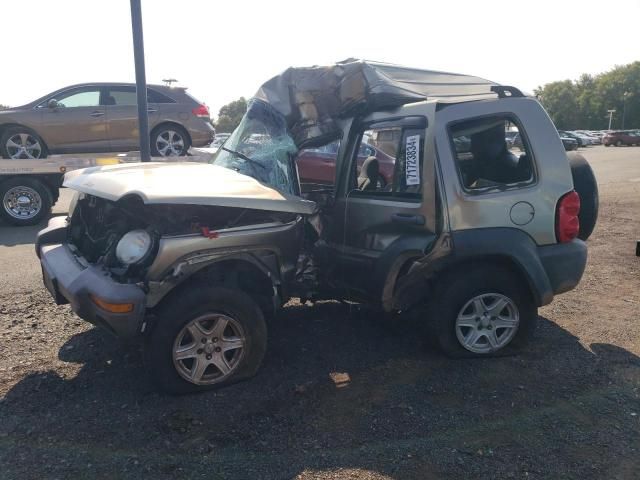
[212,99,298,195]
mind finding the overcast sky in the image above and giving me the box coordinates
[1,0,638,117]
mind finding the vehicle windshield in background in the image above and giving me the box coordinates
[212,99,298,195]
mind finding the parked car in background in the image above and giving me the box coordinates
[296,140,395,187]
[211,133,231,150]
[603,130,640,146]
[575,131,601,145]
[0,83,215,159]
[559,131,585,148]
[559,134,578,151]
[568,131,596,146]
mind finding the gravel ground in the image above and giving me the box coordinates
[1,146,639,479]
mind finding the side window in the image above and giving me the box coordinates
[450,116,535,192]
[353,125,425,199]
[57,90,101,108]
[105,86,137,105]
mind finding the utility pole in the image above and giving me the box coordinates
[607,109,616,130]
[622,92,630,130]
[130,0,151,162]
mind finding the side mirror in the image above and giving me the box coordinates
[47,99,58,109]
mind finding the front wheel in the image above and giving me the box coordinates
[144,286,267,394]
[0,127,47,159]
[150,125,191,157]
[0,177,52,226]
[426,265,537,357]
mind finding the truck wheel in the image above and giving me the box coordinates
[150,124,190,157]
[426,265,537,358]
[144,286,267,394]
[0,177,52,226]
[567,152,598,241]
[0,127,47,159]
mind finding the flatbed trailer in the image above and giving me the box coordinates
[0,149,216,226]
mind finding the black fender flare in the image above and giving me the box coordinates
[372,232,437,309]
[434,228,553,306]
[391,228,555,311]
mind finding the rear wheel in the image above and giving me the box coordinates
[144,286,267,394]
[150,124,190,157]
[567,152,598,241]
[0,177,52,226]
[426,265,537,357]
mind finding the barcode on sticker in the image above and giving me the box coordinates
[405,134,420,186]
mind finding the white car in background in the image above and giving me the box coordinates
[570,131,596,145]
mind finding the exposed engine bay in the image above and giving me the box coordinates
[69,193,299,273]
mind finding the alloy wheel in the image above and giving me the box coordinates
[5,133,43,159]
[172,313,246,385]
[455,293,519,354]
[155,130,185,156]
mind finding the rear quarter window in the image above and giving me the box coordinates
[147,89,176,104]
[449,115,536,193]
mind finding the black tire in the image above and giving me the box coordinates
[615,140,623,147]
[0,177,53,226]
[0,127,47,159]
[425,265,537,358]
[567,152,599,241]
[150,124,191,157]
[144,286,267,394]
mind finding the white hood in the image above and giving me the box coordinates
[63,162,316,215]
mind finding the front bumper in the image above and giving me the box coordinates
[39,242,146,338]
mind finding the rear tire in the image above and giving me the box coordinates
[425,265,537,358]
[144,286,267,394]
[0,177,52,226]
[150,124,191,157]
[567,152,599,241]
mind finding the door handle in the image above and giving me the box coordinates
[89,111,105,117]
[391,213,425,225]
[147,108,157,113]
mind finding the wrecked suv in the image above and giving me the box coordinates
[36,61,598,394]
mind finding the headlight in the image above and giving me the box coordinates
[116,230,152,265]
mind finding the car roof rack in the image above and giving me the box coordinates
[491,85,525,98]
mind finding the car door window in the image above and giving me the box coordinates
[105,86,137,105]
[351,124,425,199]
[57,90,101,108]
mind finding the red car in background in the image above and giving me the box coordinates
[603,130,640,146]
[296,141,395,187]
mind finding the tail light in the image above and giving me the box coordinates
[192,104,210,118]
[556,191,580,242]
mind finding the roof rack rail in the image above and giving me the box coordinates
[490,85,524,98]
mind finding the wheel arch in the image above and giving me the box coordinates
[149,254,280,321]
[150,120,192,145]
[391,228,555,312]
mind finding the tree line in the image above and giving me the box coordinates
[534,61,639,131]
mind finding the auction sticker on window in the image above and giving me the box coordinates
[405,134,420,186]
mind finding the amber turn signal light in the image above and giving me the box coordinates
[90,295,134,314]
